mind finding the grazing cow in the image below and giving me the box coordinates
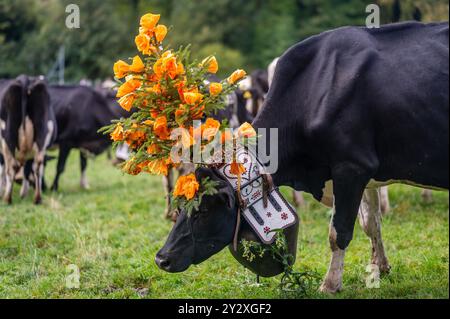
[155,22,449,293]
[49,85,118,191]
[0,75,56,204]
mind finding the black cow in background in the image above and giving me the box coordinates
[49,85,119,191]
[0,75,56,204]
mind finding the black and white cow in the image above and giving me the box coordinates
[0,75,56,204]
[155,22,449,293]
[48,85,118,191]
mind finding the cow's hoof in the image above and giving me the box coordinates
[34,197,42,205]
[4,197,12,205]
[378,262,391,274]
[319,281,342,294]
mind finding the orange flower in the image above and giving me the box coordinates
[129,56,145,73]
[118,94,135,112]
[230,162,246,176]
[125,129,146,148]
[135,34,155,55]
[209,82,222,96]
[147,144,160,154]
[110,124,124,141]
[123,157,142,175]
[184,92,204,105]
[153,116,170,140]
[177,62,185,76]
[142,119,154,126]
[201,56,219,74]
[202,118,220,140]
[155,24,168,42]
[173,174,200,200]
[117,79,141,98]
[148,159,168,176]
[140,13,160,30]
[227,69,247,84]
[165,55,178,79]
[113,60,130,79]
[236,122,256,138]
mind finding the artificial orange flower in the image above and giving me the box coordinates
[184,92,204,105]
[113,60,130,79]
[230,162,246,176]
[117,79,141,98]
[209,82,222,96]
[155,24,168,42]
[110,124,124,141]
[129,56,145,73]
[227,69,247,84]
[123,157,142,175]
[140,13,160,30]
[125,129,146,148]
[201,56,219,74]
[153,116,170,140]
[236,122,256,138]
[147,144,161,154]
[142,119,154,126]
[173,174,200,200]
[147,159,168,176]
[135,34,155,55]
[202,118,220,140]
[165,55,178,79]
[118,94,135,112]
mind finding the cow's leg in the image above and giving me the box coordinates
[80,151,90,190]
[32,157,44,205]
[162,168,174,219]
[0,155,5,196]
[51,145,71,192]
[3,162,19,205]
[358,188,391,273]
[421,189,433,203]
[320,164,370,294]
[292,190,305,208]
[20,166,30,199]
[379,186,390,215]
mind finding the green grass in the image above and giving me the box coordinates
[0,151,448,299]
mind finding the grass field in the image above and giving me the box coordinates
[0,151,448,299]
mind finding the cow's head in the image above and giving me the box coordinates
[155,167,237,272]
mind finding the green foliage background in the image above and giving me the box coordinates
[0,0,448,82]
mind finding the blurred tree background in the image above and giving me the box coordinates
[0,0,448,82]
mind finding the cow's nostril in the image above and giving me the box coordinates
[155,254,170,270]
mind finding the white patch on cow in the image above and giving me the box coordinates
[358,188,390,273]
[267,57,279,88]
[17,116,35,163]
[0,161,5,196]
[115,143,130,161]
[80,169,90,190]
[238,77,252,91]
[20,173,29,199]
[320,225,345,293]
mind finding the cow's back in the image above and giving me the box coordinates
[49,85,115,154]
[256,22,449,193]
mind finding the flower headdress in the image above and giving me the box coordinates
[102,12,256,211]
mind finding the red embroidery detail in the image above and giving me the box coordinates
[264,226,271,234]
[281,212,288,220]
